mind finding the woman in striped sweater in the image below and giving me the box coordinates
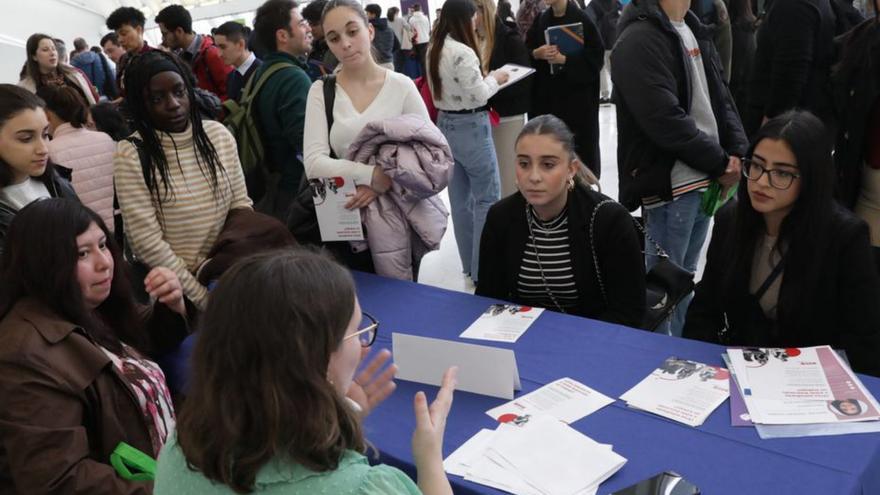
[114,51,252,309]
[476,115,645,328]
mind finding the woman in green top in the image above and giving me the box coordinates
[155,249,457,494]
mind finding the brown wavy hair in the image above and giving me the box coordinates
[176,249,364,493]
[428,0,483,97]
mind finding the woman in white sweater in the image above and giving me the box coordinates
[303,0,430,271]
[426,0,508,282]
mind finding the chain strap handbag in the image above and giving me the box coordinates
[589,200,695,331]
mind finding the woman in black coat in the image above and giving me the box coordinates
[683,111,880,376]
[526,0,605,178]
[477,115,645,328]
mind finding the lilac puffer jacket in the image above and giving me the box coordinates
[347,114,453,280]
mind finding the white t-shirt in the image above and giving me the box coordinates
[408,12,431,45]
[668,20,719,200]
[0,178,51,210]
[303,70,430,186]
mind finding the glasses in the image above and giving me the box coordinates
[344,312,379,347]
[742,158,800,190]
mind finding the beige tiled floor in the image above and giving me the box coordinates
[418,105,709,293]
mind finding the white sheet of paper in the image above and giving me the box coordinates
[486,377,614,424]
[486,416,626,495]
[311,177,364,241]
[444,429,496,477]
[620,357,730,427]
[392,333,521,399]
[460,304,545,343]
[495,63,537,91]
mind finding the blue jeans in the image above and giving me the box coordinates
[645,191,710,337]
[437,110,501,279]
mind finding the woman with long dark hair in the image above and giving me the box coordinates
[477,115,645,327]
[114,50,252,309]
[0,198,190,493]
[0,84,77,256]
[18,33,98,106]
[155,250,457,494]
[427,0,509,282]
[684,111,880,376]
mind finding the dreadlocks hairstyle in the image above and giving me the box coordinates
[122,50,226,217]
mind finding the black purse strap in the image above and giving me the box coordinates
[322,74,337,160]
[754,257,786,301]
[588,199,617,306]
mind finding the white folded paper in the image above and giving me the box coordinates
[486,377,614,424]
[446,416,626,495]
[392,333,521,399]
[460,304,545,343]
[620,356,730,427]
[310,176,364,241]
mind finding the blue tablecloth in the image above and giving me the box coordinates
[355,272,880,495]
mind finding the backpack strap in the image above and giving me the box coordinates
[242,62,296,105]
[322,74,338,159]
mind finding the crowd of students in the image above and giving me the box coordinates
[0,0,879,492]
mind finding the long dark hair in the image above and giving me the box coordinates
[0,84,57,189]
[122,50,225,215]
[726,111,834,319]
[23,34,75,87]
[177,249,365,493]
[0,199,144,354]
[429,0,483,96]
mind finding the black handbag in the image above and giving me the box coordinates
[589,199,695,331]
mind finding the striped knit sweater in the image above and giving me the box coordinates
[114,120,252,308]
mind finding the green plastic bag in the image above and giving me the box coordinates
[700,181,738,217]
[110,442,156,482]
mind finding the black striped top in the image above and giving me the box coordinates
[517,206,579,312]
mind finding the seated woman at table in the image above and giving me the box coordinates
[155,249,458,495]
[683,111,880,376]
[0,198,190,493]
[476,115,645,328]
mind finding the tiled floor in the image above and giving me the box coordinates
[417,105,710,293]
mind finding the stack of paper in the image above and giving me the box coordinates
[726,346,880,429]
[444,416,627,495]
[619,357,730,427]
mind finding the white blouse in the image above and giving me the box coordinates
[303,70,430,186]
[426,37,500,112]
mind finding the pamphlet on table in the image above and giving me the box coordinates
[444,415,627,495]
[486,377,614,424]
[619,357,730,427]
[460,304,545,343]
[310,176,364,241]
[392,333,521,399]
[727,346,880,425]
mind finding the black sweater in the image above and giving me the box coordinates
[743,0,836,136]
[683,204,880,377]
[476,184,646,328]
[488,18,533,117]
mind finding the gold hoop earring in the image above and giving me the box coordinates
[567,177,575,191]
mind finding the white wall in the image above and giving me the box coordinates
[0,0,109,83]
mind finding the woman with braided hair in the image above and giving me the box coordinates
[113,50,251,309]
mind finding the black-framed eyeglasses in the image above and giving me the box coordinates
[344,312,379,347]
[742,158,800,190]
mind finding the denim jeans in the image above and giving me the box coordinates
[645,190,711,337]
[437,110,501,279]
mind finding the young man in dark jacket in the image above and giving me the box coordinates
[249,0,314,220]
[366,4,398,69]
[743,0,836,136]
[155,4,235,101]
[214,21,263,103]
[611,0,748,336]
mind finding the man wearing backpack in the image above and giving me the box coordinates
[243,0,313,219]
[155,4,234,101]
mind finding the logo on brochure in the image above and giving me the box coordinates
[741,347,801,367]
[497,413,532,425]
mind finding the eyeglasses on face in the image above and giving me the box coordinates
[742,158,800,190]
[343,311,379,347]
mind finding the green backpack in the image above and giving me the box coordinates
[222,62,296,176]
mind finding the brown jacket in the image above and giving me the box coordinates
[0,298,188,494]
